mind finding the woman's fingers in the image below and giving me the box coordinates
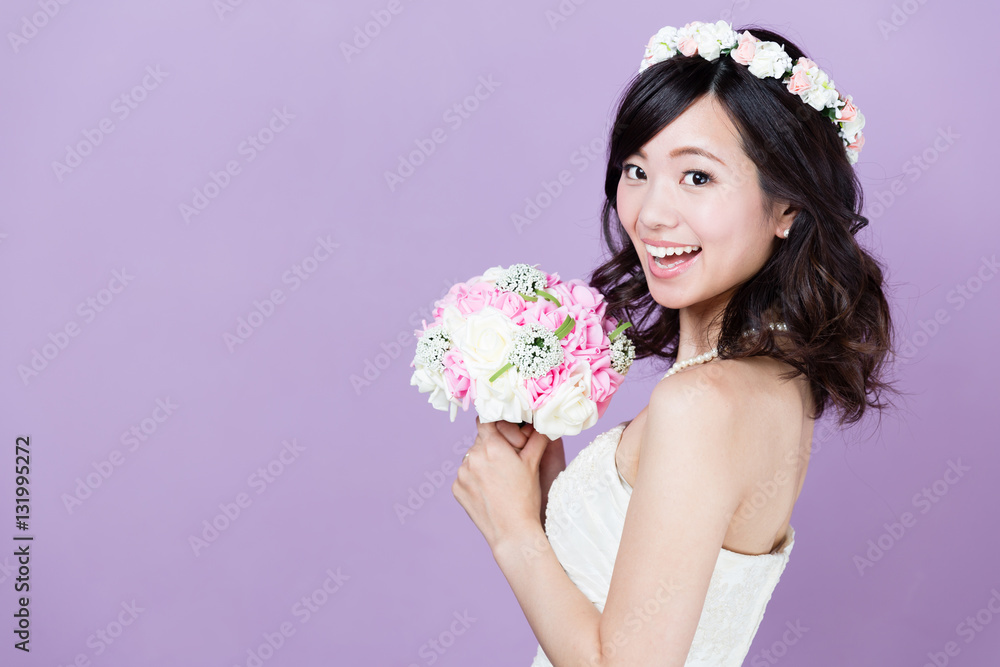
[495,420,529,450]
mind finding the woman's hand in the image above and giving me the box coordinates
[508,425,565,526]
[452,417,552,551]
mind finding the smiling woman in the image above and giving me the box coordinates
[448,18,903,667]
[591,22,898,430]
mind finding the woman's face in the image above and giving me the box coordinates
[615,93,793,312]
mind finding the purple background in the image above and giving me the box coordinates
[1,1,997,665]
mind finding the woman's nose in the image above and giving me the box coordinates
[638,185,680,230]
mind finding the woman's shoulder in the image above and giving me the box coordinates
[651,355,788,407]
[648,356,811,453]
[645,358,755,449]
[646,357,812,541]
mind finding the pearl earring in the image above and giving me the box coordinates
[783,228,789,238]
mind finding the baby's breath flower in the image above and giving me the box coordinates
[489,316,576,382]
[414,326,451,371]
[610,333,635,376]
[494,323,565,381]
[495,263,547,296]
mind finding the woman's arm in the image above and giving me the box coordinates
[491,369,746,666]
[509,425,565,526]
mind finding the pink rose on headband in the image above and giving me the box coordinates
[786,69,813,95]
[847,131,865,152]
[678,37,698,56]
[839,96,859,122]
[731,31,758,65]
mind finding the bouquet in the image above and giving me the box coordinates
[408,263,635,439]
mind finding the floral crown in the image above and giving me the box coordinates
[639,20,865,165]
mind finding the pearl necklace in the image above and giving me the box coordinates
[663,322,788,379]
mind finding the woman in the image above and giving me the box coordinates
[452,20,899,666]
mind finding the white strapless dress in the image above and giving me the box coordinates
[530,421,795,666]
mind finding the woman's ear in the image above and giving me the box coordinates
[775,202,798,238]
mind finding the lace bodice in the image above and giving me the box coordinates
[530,421,795,666]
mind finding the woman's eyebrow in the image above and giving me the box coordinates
[633,146,727,167]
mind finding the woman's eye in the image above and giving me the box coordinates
[682,170,712,186]
[623,164,645,180]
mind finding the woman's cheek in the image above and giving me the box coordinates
[616,186,636,227]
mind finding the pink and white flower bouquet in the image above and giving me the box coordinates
[408,263,635,440]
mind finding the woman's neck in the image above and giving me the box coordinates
[675,297,784,361]
[676,301,725,361]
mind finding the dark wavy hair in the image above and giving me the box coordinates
[589,25,902,428]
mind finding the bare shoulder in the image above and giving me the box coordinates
[654,355,808,410]
[642,360,750,489]
[648,357,753,424]
[645,356,809,474]
[644,356,814,553]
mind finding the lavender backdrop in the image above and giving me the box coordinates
[1,1,997,665]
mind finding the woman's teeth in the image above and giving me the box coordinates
[644,243,701,258]
[645,243,701,269]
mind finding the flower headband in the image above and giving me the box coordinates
[640,20,865,165]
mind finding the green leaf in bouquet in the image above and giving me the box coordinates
[609,321,632,342]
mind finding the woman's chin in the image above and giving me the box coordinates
[647,289,688,311]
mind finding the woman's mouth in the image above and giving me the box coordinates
[644,243,702,278]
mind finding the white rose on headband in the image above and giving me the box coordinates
[747,42,793,79]
[839,108,866,145]
[802,73,840,111]
[787,58,841,111]
[693,20,738,60]
[641,26,679,70]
